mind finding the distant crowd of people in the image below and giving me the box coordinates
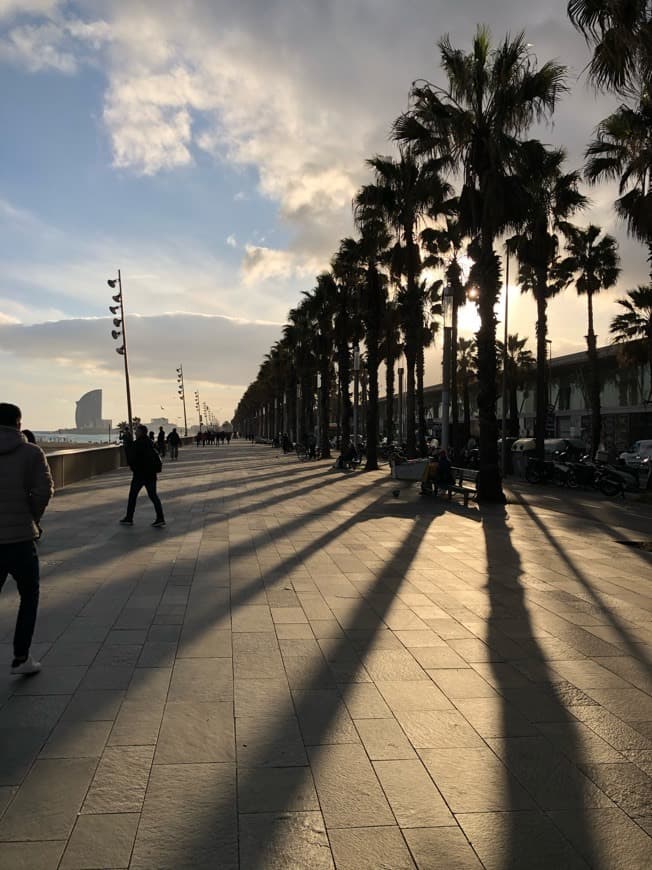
[195,429,232,446]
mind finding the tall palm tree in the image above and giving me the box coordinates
[331,243,363,452]
[303,273,339,459]
[358,151,451,457]
[496,334,535,436]
[610,286,652,399]
[395,27,567,500]
[562,224,620,455]
[568,0,651,96]
[585,97,652,277]
[507,143,586,458]
[456,337,477,445]
[380,299,402,441]
[421,206,466,448]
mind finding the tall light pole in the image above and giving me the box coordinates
[316,372,321,453]
[108,270,133,434]
[296,383,301,444]
[177,364,188,436]
[398,366,405,444]
[353,345,361,447]
[441,285,454,451]
[194,390,202,431]
[501,252,510,474]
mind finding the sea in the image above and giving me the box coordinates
[33,432,116,445]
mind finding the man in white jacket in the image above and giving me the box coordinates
[0,403,54,674]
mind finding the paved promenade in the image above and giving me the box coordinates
[0,443,651,869]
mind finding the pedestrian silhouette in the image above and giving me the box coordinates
[120,424,165,527]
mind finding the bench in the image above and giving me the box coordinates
[421,465,479,507]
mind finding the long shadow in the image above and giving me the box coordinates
[513,495,652,673]
[483,505,598,868]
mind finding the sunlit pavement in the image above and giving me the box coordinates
[0,442,650,869]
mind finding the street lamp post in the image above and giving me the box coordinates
[108,269,133,434]
[177,364,188,436]
[295,384,301,444]
[501,252,510,474]
[353,346,361,448]
[194,390,202,431]
[316,373,321,454]
[442,285,454,451]
[398,366,405,444]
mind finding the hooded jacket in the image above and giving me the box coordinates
[126,433,162,479]
[0,425,54,544]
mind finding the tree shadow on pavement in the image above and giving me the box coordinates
[482,503,599,869]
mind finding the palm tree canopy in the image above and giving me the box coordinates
[562,223,621,296]
[394,26,568,239]
[610,286,652,342]
[584,97,652,245]
[567,0,651,95]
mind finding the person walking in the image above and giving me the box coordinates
[120,424,166,527]
[156,426,166,458]
[0,403,54,675]
[167,427,181,460]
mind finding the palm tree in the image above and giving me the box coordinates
[507,143,586,459]
[395,27,567,500]
[380,299,402,441]
[421,206,467,448]
[303,273,339,459]
[331,244,363,452]
[585,97,652,277]
[456,337,477,445]
[497,334,535,437]
[562,224,620,455]
[567,0,651,96]
[358,151,451,457]
[610,286,652,399]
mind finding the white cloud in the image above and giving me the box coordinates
[226,234,237,248]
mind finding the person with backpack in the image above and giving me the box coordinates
[120,424,165,527]
[167,427,181,460]
[0,402,54,675]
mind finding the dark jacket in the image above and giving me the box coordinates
[0,425,54,544]
[126,434,162,479]
[167,430,181,446]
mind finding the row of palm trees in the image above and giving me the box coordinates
[234,6,652,502]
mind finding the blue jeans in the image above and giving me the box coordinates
[0,540,40,659]
[126,475,164,521]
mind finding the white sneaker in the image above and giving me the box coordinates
[11,655,41,675]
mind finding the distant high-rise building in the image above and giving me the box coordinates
[75,390,111,430]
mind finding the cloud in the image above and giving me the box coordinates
[226,234,237,248]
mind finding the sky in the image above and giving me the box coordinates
[0,0,648,430]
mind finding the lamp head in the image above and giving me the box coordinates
[116,345,125,355]
[113,318,122,328]
[109,305,119,314]
[107,279,117,288]
[112,294,121,303]
[111,329,121,339]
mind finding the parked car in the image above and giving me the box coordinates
[620,439,652,468]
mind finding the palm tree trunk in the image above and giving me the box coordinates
[405,352,417,457]
[535,281,548,461]
[319,357,331,459]
[405,228,418,458]
[385,350,395,441]
[338,345,351,451]
[463,380,471,444]
[416,331,427,456]
[586,290,601,457]
[475,235,504,501]
[451,307,459,449]
[509,382,520,437]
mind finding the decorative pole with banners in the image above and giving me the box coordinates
[108,269,133,435]
[177,364,188,436]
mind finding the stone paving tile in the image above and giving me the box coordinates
[419,746,535,812]
[155,700,235,763]
[457,811,588,870]
[39,718,112,758]
[82,745,153,813]
[60,812,139,869]
[581,762,652,816]
[328,825,415,869]
[237,766,319,813]
[0,841,65,869]
[308,743,394,828]
[403,826,483,869]
[293,689,360,745]
[108,699,165,746]
[239,811,333,869]
[376,680,453,712]
[428,668,498,699]
[549,807,652,869]
[236,715,308,767]
[396,709,486,749]
[0,757,96,840]
[131,762,237,869]
[373,759,453,827]
[0,727,50,784]
[355,717,417,760]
